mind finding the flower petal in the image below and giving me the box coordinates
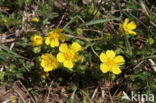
[127,21,136,30]
[123,18,129,29]
[99,53,107,63]
[41,53,49,59]
[111,66,122,75]
[106,50,116,59]
[45,37,50,45]
[40,60,46,67]
[63,60,73,69]
[71,42,82,52]
[59,43,69,52]
[50,39,59,47]
[114,56,125,65]
[57,53,65,62]
[44,66,53,72]
[126,30,137,35]
[100,64,110,73]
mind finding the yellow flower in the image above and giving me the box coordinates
[120,18,137,35]
[40,53,58,72]
[57,42,82,69]
[30,17,39,22]
[45,29,65,47]
[31,35,43,46]
[99,50,125,75]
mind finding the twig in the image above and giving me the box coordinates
[18,80,36,103]
[13,80,36,103]
[0,65,4,72]
[10,43,15,50]
[148,59,156,72]
[100,87,105,98]
[108,89,114,103]
[91,45,99,57]
[44,81,53,102]
[71,88,77,100]
[0,39,16,43]
[57,11,67,28]
[133,60,145,70]
[63,16,78,29]
[14,89,27,103]
[91,86,99,99]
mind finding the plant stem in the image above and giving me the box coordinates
[124,35,133,59]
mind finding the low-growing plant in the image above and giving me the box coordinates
[0,0,156,102]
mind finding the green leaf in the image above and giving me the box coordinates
[0,72,5,80]
[0,43,25,59]
[79,18,119,26]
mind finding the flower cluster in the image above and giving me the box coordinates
[30,29,82,75]
[30,18,136,77]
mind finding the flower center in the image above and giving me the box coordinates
[105,58,115,67]
[63,50,76,60]
[49,33,60,39]
[35,37,41,41]
[44,58,56,67]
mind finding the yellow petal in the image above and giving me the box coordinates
[127,21,136,30]
[71,42,82,52]
[63,60,73,69]
[99,53,107,63]
[30,17,39,22]
[126,30,137,35]
[45,37,50,45]
[59,43,69,52]
[50,39,59,47]
[123,18,129,28]
[111,66,122,75]
[44,66,52,72]
[40,61,46,67]
[41,53,49,59]
[100,64,110,73]
[57,53,65,62]
[106,50,116,59]
[114,56,125,65]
